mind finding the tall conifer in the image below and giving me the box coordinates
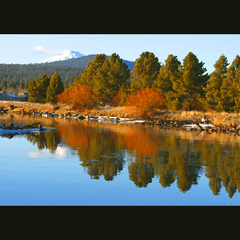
[130,51,160,91]
[204,54,229,111]
[73,53,130,104]
[173,52,209,110]
[46,72,64,103]
[220,55,240,112]
[153,54,181,110]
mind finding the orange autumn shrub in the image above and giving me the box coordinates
[57,84,98,111]
[109,92,122,107]
[126,87,166,119]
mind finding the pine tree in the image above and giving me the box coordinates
[220,55,240,112]
[153,54,181,110]
[27,80,38,103]
[204,54,229,111]
[46,72,64,103]
[27,74,51,103]
[19,80,25,90]
[108,53,130,97]
[73,53,107,87]
[92,58,110,102]
[173,52,209,110]
[130,51,161,91]
[233,67,240,112]
[37,74,50,103]
[0,80,7,91]
[73,53,130,104]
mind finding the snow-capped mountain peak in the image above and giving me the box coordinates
[38,50,85,64]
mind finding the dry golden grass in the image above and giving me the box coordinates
[153,110,240,127]
[2,101,240,127]
[89,106,133,118]
[0,101,55,112]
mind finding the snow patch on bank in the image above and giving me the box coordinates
[0,126,48,136]
[183,124,215,129]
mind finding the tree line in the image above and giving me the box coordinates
[0,64,85,91]
[26,51,240,116]
[27,72,64,103]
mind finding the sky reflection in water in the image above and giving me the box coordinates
[1,114,240,205]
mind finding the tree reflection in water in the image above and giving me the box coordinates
[56,122,125,181]
[23,119,240,198]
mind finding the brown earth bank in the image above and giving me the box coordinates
[1,100,240,135]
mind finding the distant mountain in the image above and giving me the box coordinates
[38,50,85,64]
[39,54,135,70]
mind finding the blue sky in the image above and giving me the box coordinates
[0,34,239,74]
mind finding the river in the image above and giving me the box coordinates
[1,113,240,205]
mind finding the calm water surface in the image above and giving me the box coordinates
[1,114,240,205]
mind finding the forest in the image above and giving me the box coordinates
[3,51,240,116]
[0,64,85,93]
[56,51,240,116]
[0,54,134,94]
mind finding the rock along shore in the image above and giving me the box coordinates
[1,101,240,136]
[0,121,48,137]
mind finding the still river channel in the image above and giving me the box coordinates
[1,113,240,205]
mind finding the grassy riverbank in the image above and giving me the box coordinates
[1,101,240,132]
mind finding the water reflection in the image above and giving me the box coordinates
[2,114,240,198]
[26,130,61,153]
[56,122,125,181]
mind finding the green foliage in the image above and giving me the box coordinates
[108,53,130,95]
[0,80,7,90]
[0,64,84,88]
[173,52,209,110]
[27,74,51,103]
[41,54,135,70]
[73,53,130,104]
[27,72,64,104]
[130,51,161,91]
[46,72,64,103]
[153,54,181,110]
[5,50,240,113]
[219,55,240,112]
[27,80,38,103]
[204,54,229,111]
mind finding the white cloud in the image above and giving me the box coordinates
[33,45,63,55]
[55,146,68,158]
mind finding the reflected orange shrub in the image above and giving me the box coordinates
[122,127,163,157]
[56,122,92,149]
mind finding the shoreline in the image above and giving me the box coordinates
[1,101,240,135]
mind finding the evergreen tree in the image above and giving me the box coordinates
[46,72,64,103]
[108,53,130,97]
[173,52,209,110]
[73,53,130,104]
[27,80,38,103]
[130,51,161,91]
[0,80,7,91]
[27,74,51,103]
[37,74,50,103]
[92,58,110,101]
[73,53,107,87]
[233,67,240,112]
[219,55,240,112]
[153,54,182,110]
[19,80,25,90]
[204,54,229,111]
